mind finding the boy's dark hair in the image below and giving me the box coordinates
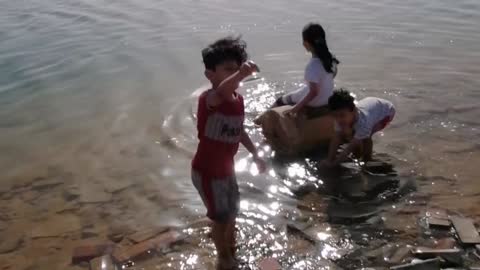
[328,89,355,111]
[202,36,248,71]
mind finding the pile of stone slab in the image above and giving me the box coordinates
[70,226,188,269]
[385,213,480,270]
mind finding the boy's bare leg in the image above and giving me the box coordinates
[213,222,234,268]
[225,218,236,257]
[362,137,373,162]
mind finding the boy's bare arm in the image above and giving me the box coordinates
[333,138,361,164]
[209,61,258,107]
[240,129,266,173]
[240,129,258,157]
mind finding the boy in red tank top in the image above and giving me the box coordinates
[192,37,266,269]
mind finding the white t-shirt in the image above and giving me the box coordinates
[335,97,396,140]
[286,57,334,107]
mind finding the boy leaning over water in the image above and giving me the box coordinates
[321,89,396,167]
[191,36,267,269]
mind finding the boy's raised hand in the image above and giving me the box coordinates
[239,60,259,78]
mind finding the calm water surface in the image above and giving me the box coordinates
[1,0,480,269]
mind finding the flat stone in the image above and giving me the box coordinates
[104,180,134,193]
[112,230,182,264]
[390,258,441,270]
[451,216,480,244]
[0,254,32,270]
[90,255,117,270]
[413,247,463,266]
[72,243,114,264]
[81,228,99,239]
[434,238,457,249]
[388,246,412,264]
[424,208,448,220]
[427,217,451,228]
[108,233,124,243]
[78,187,112,204]
[31,178,64,190]
[287,219,313,233]
[365,245,394,260]
[127,227,169,243]
[54,202,79,214]
[328,202,381,220]
[0,232,23,254]
[258,258,281,270]
[63,185,81,201]
[31,214,82,238]
[186,217,212,229]
[0,220,7,231]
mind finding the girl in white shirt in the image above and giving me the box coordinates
[274,23,339,116]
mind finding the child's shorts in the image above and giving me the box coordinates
[191,169,240,224]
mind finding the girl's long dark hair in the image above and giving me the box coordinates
[302,23,339,74]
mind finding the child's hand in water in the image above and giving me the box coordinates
[239,60,259,78]
[253,156,267,174]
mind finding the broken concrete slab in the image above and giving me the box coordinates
[451,216,480,244]
[72,243,114,264]
[90,255,117,270]
[390,258,441,270]
[127,227,169,244]
[112,230,182,265]
[258,258,281,270]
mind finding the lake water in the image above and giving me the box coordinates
[1,0,480,269]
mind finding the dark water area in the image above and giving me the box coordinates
[1,0,480,269]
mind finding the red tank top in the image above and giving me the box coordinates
[192,90,244,178]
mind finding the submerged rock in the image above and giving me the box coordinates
[31,214,82,238]
[0,231,23,254]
